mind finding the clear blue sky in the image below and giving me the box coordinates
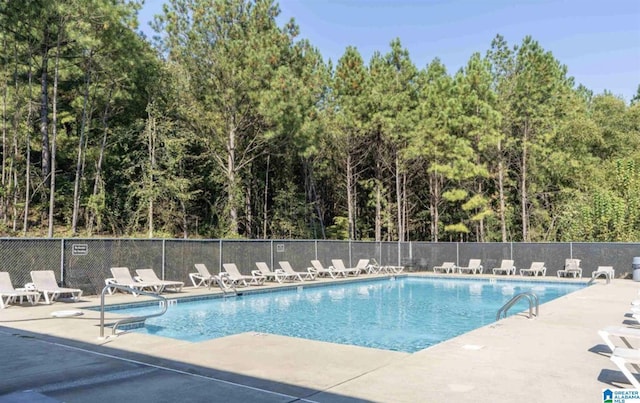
[138,0,640,102]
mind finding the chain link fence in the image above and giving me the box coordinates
[0,238,638,295]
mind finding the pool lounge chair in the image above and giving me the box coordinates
[30,270,83,304]
[379,259,405,274]
[610,347,640,389]
[519,262,547,277]
[492,260,516,275]
[592,266,615,280]
[330,259,361,277]
[190,264,227,289]
[0,272,40,308]
[365,258,402,274]
[222,263,266,286]
[387,264,405,273]
[278,261,316,281]
[364,258,381,274]
[135,269,184,293]
[309,260,340,278]
[457,259,483,274]
[108,267,165,296]
[254,262,288,283]
[353,259,372,275]
[433,262,456,274]
[598,326,640,353]
[557,258,582,278]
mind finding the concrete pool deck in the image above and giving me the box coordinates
[0,273,636,402]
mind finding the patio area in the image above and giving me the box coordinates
[0,274,635,402]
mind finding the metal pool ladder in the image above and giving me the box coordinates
[496,291,539,321]
[99,284,168,338]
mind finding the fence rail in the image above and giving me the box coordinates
[1,238,637,296]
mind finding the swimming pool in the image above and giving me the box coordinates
[110,277,585,353]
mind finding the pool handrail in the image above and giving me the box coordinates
[496,291,539,321]
[99,284,168,338]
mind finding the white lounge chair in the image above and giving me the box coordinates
[190,263,227,289]
[309,260,340,278]
[385,263,405,274]
[278,261,316,281]
[610,347,640,389]
[364,258,381,274]
[598,326,640,353]
[108,267,165,296]
[365,258,401,274]
[330,259,361,277]
[135,269,184,292]
[433,262,456,274]
[30,270,83,304]
[353,259,371,275]
[492,259,516,275]
[223,263,266,286]
[254,262,287,283]
[457,259,483,274]
[520,262,547,277]
[592,266,614,280]
[0,272,40,308]
[557,258,582,278]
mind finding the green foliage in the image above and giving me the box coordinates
[326,216,350,240]
[0,2,637,242]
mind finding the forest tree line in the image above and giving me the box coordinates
[0,0,639,242]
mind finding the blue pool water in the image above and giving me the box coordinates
[111,277,585,353]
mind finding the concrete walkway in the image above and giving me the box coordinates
[0,274,636,402]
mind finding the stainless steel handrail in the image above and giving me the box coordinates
[496,291,539,321]
[99,284,168,338]
[217,273,237,296]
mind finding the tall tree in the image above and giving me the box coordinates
[453,53,500,241]
[367,39,418,241]
[332,46,369,239]
[157,0,298,237]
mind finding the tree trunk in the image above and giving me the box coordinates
[402,171,407,241]
[9,42,19,230]
[305,160,326,239]
[346,152,354,240]
[262,153,269,238]
[88,87,112,235]
[1,36,7,223]
[71,60,92,235]
[226,122,238,235]
[430,172,441,242]
[374,156,382,241]
[23,56,34,235]
[48,26,62,238]
[521,120,529,242]
[40,32,51,189]
[498,140,507,242]
[147,110,156,239]
[395,154,404,242]
[375,179,381,241]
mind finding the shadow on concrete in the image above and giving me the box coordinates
[0,326,372,403]
[597,368,637,389]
